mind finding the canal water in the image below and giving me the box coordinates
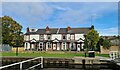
[1,62,120,70]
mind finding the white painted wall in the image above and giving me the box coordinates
[24,42,30,50]
[44,35,47,40]
[57,43,60,50]
[24,35,29,41]
[81,43,84,49]
[30,35,39,40]
[75,34,85,40]
[67,34,70,40]
[31,44,34,49]
[51,34,62,40]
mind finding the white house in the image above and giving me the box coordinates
[24,26,92,51]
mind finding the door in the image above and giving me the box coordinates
[77,44,80,51]
[53,43,56,50]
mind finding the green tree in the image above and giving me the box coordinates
[83,35,89,50]
[85,26,99,51]
[96,37,104,52]
[1,16,23,46]
[102,39,111,49]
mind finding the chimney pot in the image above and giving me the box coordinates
[26,27,29,32]
[67,26,71,31]
[46,26,49,32]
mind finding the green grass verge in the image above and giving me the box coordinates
[0,52,109,58]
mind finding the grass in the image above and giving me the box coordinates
[0,51,109,58]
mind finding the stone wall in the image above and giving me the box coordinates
[12,47,24,53]
[100,46,120,54]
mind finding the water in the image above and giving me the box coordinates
[1,61,120,70]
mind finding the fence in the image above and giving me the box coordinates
[0,44,12,52]
[0,57,43,70]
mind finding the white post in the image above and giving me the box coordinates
[20,62,22,70]
[41,57,43,68]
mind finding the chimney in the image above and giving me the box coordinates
[67,26,71,32]
[91,25,94,29]
[46,26,49,32]
[26,27,29,32]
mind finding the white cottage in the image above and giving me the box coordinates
[24,26,92,51]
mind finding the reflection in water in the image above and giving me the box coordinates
[1,62,120,70]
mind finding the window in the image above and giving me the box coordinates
[71,43,74,49]
[31,29,35,32]
[48,42,51,48]
[39,42,43,48]
[67,34,70,40]
[40,35,44,40]
[71,34,74,40]
[47,35,51,40]
[63,35,66,40]
[62,42,66,50]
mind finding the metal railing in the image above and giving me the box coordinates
[109,51,120,60]
[0,57,43,70]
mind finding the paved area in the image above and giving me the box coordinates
[73,57,101,64]
[114,58,120,66]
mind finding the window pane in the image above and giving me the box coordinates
[40,46,42,48]
[63,36,66,39]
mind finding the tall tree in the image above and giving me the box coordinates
[95,37,104,52]
[85,26,99,51]
[1,16,23,46]
[102,39,111,49]
[0,18,2,44]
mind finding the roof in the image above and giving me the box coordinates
[24,27,91,35]
[72,28,91,34]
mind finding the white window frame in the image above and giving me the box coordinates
[62,42,66,50]
[47,42,51,48]
[40,35,44,40]
[71,34,74,40]
[39,42,43,49]
[47,35,51,40]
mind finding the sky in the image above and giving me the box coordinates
[1,1,119,36]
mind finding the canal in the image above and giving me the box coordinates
[1,57,120,70]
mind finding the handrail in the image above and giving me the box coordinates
[0,57,43,70]
[0,62,20,69]
[25,63,42,70]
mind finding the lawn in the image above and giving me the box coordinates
[0,51,109,58]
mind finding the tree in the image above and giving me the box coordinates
[102,39,111,49]
[83,35,89,50]
[85,27,99,51]
[1,16,23,46]
[95,37,104,52]
[0,18,2,44]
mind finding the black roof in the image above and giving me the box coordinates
[37,29,46,34]
[24,27,91,35]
